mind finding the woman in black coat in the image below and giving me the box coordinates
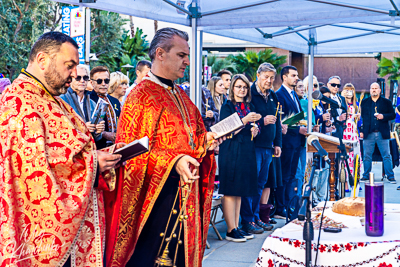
[219,74,261,242]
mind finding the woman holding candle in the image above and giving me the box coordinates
[219,74,262,242]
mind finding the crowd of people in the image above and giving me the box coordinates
[197,63,398,242]
[0,26,398,267]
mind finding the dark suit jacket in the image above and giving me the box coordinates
[276,85,305,148]
[360,96,395,140]
[90,91,121,149]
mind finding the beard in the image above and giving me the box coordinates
[44,59,71,96]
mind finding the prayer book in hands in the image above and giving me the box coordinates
[282,111,305,127]
[91,98,109,124]
[113,136,149,164]
[210,112,244,139]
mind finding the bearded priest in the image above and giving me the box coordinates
[0,32,124,267]
[104,28,223,267]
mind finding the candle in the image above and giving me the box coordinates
[365,181,384,237]
[275,103,280,117]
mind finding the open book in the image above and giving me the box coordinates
[282,111,304,126]
[210,112,244,139]
[91,98,109,124]
[113,136,149,164]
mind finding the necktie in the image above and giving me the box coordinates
[291,91,300,113]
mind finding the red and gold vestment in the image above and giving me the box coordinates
[104,72,216,267]
[0,74,115,267]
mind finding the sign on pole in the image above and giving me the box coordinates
[62,7,86,64]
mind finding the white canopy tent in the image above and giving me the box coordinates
[53,0,400,130]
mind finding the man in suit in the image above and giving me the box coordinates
[360,82,396,183]
[327,76,348,199]
[90,66,121,149]
[275,65,307,219]
[327,75,347,136]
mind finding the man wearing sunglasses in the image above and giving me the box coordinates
[327,76,347,129]
[90,66,121,149]
[60,64,105,142]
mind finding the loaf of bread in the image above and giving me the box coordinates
[332,197,365,217]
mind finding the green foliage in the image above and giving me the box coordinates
[227,49,287,81]
[0,0,61,79]
[90,10,127,71]
[91,27,150,83]
[119,29,150,82]
[204,55,237,74]
[377,54,400,81]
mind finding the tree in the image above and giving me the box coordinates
[376,53,400,81]
[90,10,127,70]
[204,55,237,75]
[117,28,150,82]
[227,49,287,81]
[0,0,61,79]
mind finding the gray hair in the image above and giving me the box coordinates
[370,82,380,89]
[257,62,276,74]
[328,75,341,83]
[149,28,189,61]
[77,64,90,75]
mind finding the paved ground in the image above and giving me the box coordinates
[202,162,400,267]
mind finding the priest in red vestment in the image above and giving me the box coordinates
[0,32,123,267]
[104,28,221,267]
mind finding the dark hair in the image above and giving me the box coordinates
[229,74,252,105]
[29,32,78,62]
[319,86,331,95]
[217,69,232,77]
[318,82,325,88]
[243,72,253,83]
[136,60,152,73]
[149,28,189,61]
[280,65,297,81]
[90,66,110,79]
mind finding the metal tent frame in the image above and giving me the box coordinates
[54,0,400,131]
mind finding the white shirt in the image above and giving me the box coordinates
[78,94,85,114]
[283,84,296,102]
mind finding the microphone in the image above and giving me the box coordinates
[312,90,344,110]
[307,134,330,162]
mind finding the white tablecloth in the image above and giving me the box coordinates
[256,203,400,267]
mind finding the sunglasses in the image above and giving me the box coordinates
[330,83,341,88]
[75,75,89,82]
[95,78,110,85]
[313,84,318,88]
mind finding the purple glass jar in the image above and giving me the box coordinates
[365,182,384,237]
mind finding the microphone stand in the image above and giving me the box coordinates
[330,107,353,199]
[298,154,320,267]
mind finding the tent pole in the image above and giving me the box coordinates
[196,30,203,109]
[189,2,197,104]
[307,44,314,133]
[85,7,91,65]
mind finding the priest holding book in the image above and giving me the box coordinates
[104,28,222,267]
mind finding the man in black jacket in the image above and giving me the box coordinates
[241,63,282,234]
[89,66,121,149]
[360,82,396,183]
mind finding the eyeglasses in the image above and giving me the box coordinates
[329,83,341,88]
[95,78,110,85]
[234,86,248,90]
[313,84,318,88]
[75,75,89,82]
